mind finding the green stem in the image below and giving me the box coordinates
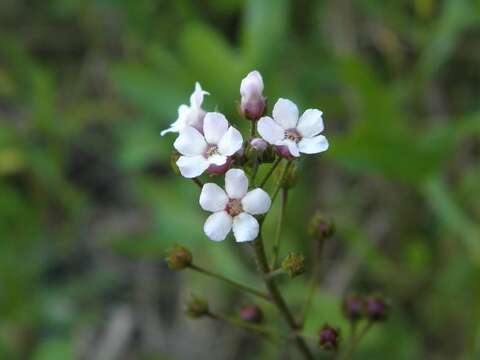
[207,311,285,339]
[270,161,291,203]
[188,264,272,303]
[339,322,373,360]
[192,177,203,188]
[260,157,282,187]
[250,120,257,137]
[251,233,315,360]
[301,237,326,327]
[250,153,259,188]
[271,188,288,268]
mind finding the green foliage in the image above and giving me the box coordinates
[0,0,479,358]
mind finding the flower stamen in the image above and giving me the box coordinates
[284,128,302,143]
[225,198,243,217]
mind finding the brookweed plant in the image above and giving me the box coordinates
[163,71,388,359]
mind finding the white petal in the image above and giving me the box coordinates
[241,188,271,215]
[297,109,324,138]
[272,98,299,129]
[280,139,300,157]
[298,135,329,154]
[257,116,285,144]
[199,183,228,212]
[207,154,227,166]
[240,70,264,99]
[190,82,209,108]
[204,211,232,241]
[203,112,229,144]
[173,127,207,156]
[218,127,243,156]
[176,155,209,178]
[233,213,259,242]
[225,168,248,199]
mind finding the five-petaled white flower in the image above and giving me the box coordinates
[161,82,209,136]
[174,112,243,178]
[257,98,328,157]
[200,169,271,242]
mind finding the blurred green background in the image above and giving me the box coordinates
[1,0,480,359]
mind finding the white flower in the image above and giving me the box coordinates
[240,70,266,120]
[161,82,209,135]
[199,169,271,242]
[257,98,329,157]
[174,112,243,178]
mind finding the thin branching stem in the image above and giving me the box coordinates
[339,321,373,360]
[301,237,326,327]
[250,233,315,360]
[192,177,203,188]
[271,188,288,268]
[188,264,272,303]
[207,311,284,340]
[260,157,282,187]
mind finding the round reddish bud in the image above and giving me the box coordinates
[342,294,365,322]
[281,252,305,278]
[241,98,267,121]
[366,295,389,322]
[166,245,192,270]
[239,304,263,324]
[318,324,340,350]
[207,157,233,175]
[250,138,268,152]
[308,212,335,240]
[186,295,209,319]
[275,145,296,160]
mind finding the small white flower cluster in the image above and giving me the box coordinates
[162,71,328,242]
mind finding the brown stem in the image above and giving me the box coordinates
[251,234,315,360]
[192,177,203,188]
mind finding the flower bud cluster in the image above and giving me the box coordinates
[342,293,389,323]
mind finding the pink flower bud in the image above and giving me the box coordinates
[250,138,268,152]
[239,304,263,324]
[240,71,266,121]
[207,157,233,175]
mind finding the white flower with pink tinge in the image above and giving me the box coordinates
[161,82,209,136]
[257,98,329,158]
[174,112,243,178]
[200,169,271,242]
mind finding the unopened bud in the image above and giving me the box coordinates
[245,138,272,164]
[342,294,365,322]
[166,245,192,270]
[186,294,209,319]
[318,324,340,350]
[240,71,267,121]
[366,295,389,322]
[207,157,233,175]
[281,252,305,278]
[275,144,296,160]
[170,151,181,175]
[308,212,335,240]
[239,304,263,324]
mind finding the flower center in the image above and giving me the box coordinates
[284,128,302,143]
[205,144,219,157]
[225,198,243,217]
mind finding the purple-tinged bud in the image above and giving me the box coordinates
[166,245,192,270]
[207,157,233,175]
[343,294,365,322]
[308,212,335,240]
[250,138,268,152]
[186,294,209,319]
[240,71,267,121]
[366,295,389,322]
[275,145,295,160]
[281,252,305,278]
[239,304,263,324]
[318,324,340,350]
